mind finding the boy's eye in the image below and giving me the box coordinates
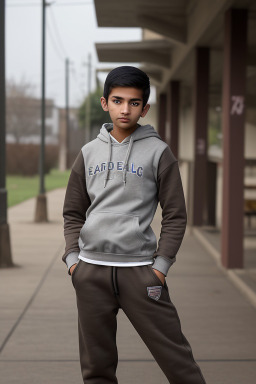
[131,102,140,107]
[113,99,120,104]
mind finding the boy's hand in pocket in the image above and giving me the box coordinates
[152,268,165,285]
[70,264,77,276]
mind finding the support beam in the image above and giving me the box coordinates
[96,40,173,51]
[192,47,210,226]
[137,14,186,45]
[247,52,256,67]
[221,9,248,269]
[206,162,217,226]
[96,48,171,69]
[167,81,180,159]
[0,0,13,268]
[157,93,167,142]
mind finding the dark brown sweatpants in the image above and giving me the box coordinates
[71,260,207,384]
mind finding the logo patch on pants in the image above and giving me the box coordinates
[147,286,162,301]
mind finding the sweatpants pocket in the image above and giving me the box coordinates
[147,265,168,290]
[71,260,82,288]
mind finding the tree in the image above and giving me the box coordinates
[6,77,40,143]
[78,86,111,131]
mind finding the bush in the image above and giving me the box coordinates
[6,143,59,176]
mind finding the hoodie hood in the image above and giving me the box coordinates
[97,123,162,188]
[97,122,162,143]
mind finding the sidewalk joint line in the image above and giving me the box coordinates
[0,242,64,355]
[193,227,256,309]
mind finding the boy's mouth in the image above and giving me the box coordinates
[119,118,130,122]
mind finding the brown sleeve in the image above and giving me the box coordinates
[62,150,91,264]
[152,146,187,276]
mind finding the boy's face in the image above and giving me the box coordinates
[101,87,150,133]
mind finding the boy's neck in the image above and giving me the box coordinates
[110,124,139,143]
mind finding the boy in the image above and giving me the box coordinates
[62,66,207,384]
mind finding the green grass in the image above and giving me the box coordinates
[6,168,71,208]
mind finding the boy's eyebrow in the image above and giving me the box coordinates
[111,96,142,101]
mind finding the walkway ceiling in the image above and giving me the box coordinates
[94,0,256,104]
[94,0,189,45]
[96,40,173,70]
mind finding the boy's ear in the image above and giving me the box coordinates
[140,103,150,118]
[101,97,109,112]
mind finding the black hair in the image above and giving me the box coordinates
[103,66,150,108]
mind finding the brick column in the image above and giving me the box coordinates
[221,9,247,268]
[158,93,167,142]
[167,81,180,159]
[192,47,210,226]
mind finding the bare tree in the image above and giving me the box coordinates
[6,77,40,143]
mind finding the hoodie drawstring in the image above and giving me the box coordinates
[103,133,134,188]
[122,136,134,186]
[103,135,113,188]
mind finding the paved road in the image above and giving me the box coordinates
[0,188,255,383]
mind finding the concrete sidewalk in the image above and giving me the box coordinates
[0,188,256,384]
[193,224,256,308]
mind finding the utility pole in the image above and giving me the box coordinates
[35,0,48,222]
[65,58,70,168]
[0,0,13,267]
[84,53,91,143]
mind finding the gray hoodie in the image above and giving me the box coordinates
[62,123,187,276]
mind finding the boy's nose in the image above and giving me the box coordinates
[121,103,130,114]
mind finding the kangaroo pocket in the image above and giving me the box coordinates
[79,211,148,255]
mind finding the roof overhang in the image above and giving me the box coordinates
[94,0,256,96]
[95,40,173,69]
[94,0,188,46]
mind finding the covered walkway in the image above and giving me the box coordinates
[95,0,256,272]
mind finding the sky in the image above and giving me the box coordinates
[6,0,142,108]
